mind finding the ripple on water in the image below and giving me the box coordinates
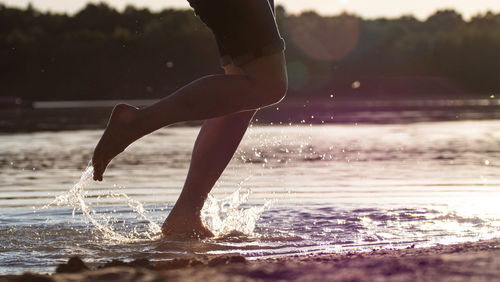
[1,122,500,274]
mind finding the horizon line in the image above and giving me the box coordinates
[1,1,499,21]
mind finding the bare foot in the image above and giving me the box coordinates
[162,213,214,239]
[92,104,143,181]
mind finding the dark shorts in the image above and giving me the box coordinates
[187,0,285,67]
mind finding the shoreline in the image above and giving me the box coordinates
[2,238,499,282]
[1,99,500,133]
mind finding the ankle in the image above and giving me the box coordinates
[168,205,201,219]
[135,107,166,136]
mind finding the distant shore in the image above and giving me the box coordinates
[1,98,500,133]
[2,238,499,281]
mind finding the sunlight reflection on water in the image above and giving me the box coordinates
[0,120,499,274]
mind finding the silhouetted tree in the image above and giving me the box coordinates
[0,4,499,101]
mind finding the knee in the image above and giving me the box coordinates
[255,75,288,106]
[242,52,288,107]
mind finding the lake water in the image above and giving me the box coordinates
[1,119,499,274]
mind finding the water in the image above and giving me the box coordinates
[1,119,499,274]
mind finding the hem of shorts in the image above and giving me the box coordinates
[219,38,285,67]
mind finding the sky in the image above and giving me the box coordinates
[2,0,500,19]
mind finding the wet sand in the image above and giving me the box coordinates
[2,238,499,282]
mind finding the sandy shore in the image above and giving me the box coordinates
[2,238,499,282]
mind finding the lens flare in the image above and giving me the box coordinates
[288,12,359,61]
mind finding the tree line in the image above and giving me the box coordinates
[1,3,499,101]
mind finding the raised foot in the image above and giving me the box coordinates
[162,214,214,240]
[92,103,141,181]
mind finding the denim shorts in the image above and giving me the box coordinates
[187,0,285,67]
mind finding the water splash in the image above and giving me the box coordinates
[46,163,270,241]
[201,187,272,237]
[46,162,162,242]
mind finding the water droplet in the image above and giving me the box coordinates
[45,164,162,242]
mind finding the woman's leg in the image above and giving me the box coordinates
[162,64,256,238]
[92,52,287,181]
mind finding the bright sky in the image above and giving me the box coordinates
[2,0,500,19]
